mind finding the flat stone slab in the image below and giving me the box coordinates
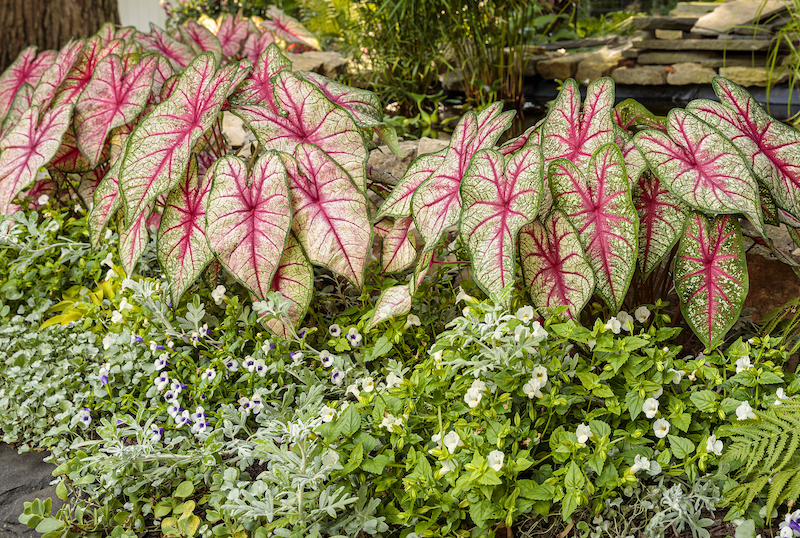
[692,0,789,36]
[655,29,684,40]
[637,38,773,51]
[670,2,726,16]
[611,65,667,85]
[0,444,62,538]
[633,16,698,31]
[636,50,719,64]
[666,62,717,84]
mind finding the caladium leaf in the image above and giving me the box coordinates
[688,77,800,223]
[262,6,321,51]
[375,216,417,273]
[229,43,290,110]
[410,250,434,296]
[0,47,56,121]
[0,83,33,139]
[473,102,516,152]
[75,54,157,168]
[542,77,616,171]
[633,171,690,278]
[376,150,445,219]
[0,104,72,213]
[499,123,541,156]
[264,234,314,338]
[52,36,124,108]
[613,98,666,133]
[233,70,366,187]
[205,152,292,299]
[89,124,132,247]
[215,12,251,58]
[675,213,748,350]
[150,56,175,102]
[119,53,249,224]
[158,155,214,303]
[459,146,543,297]
[30,40,83,113]
[366,285,412,330]
[136,24,195,71]
[287,143,371,287]
[519,209,596,319]
[633,108,764,234]
[119,204,153,274]
[242,30,276,65]
[549,143,638,310]
[78,167,106,209]
[20,175,59,209]
[50,126,108,173]
[616,128,646,185]
[179,21,223,65]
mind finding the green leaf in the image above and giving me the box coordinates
[735,519,757,538]
[690,390,719,412]
[370,336,393,360]
[340,442,364,474]
[576,372,600,390]
[519,480,555,501]
[565,461,585,490]
[55,480,68,501]
[758,371,783,385]
[35,518,65,534]
[668,434,696,459]
[626,390,644,420]
[361,453,390,474]
[562,490,581,520]
[173,480,194,499]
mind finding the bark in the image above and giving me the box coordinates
[0,0,121,72]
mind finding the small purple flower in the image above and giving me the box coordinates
[330,369,344,386]
[164,390,177,402]
[167,403,182,417]
[290,351,304,362]
[255,361,267,377]
[99,363,110,385]
[176,410,192,427]
[155,344,165,350]
[346,327,362,347]
[134,336,144,343]
[100,373,109,385]
[154,373,169,391]
[225,358,238,372]
[320,350,333,368]
[298,328,308,339]
[153,354,169,371]
[170,381,183,394]
[329,324,341,337]
[149,425,164,442]
[192,406,207,422]
[78,408,92,427]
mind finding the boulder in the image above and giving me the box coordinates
[611,65,667,85]
[537,52,589,81]
[666,62,717,85]
[286,51,348,79]
[368,137,449,180]
[718,66,789,87]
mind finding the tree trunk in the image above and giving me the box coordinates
[0,0,121,72]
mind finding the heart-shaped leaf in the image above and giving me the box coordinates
[29,40,84,113]
[119,53,250,224]
[50,126,109,173]
[229,43,290,110]
[473,102,516,152]
[0,104,72,213]
[262,6,321,51]
[549,143,638,310]
[89,124,132,247]
[375,216,417,273]
[215,12,251,58]
[459,146,543,297]
[119,203,154,274]
[367,285,412,330]
[633,172,690,278]
[74,54,157,168]
[519,209,596,319]
[136,24,196,71]
[264,234,314,338]
[52,36,124,108]
[179,21,223,65]
[499,123,541,156]
[675,213,748,350]
[158,155,214,304]
[616,128,646,185]
[376,150,446,219]
[242,30,277,65]
[688,77,800,223]
[0,83,33,139]
[287,143,372,287]
[205,152,292,299]
[0,47,56,121]
[613,98,666,133]
[77,167,106,209]
[633,108,764,233]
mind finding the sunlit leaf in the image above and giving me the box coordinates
[375,216,417,273]
[0,46,56,120]
[262,6,321,51]
[264,234,314,337]
[136,24,195,71]
[367,285,412,330]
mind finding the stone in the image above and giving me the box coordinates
[655,29,684,40]
[222,112,255,148]
[637,38,773,51]
[692,0,789,36]
[368,137,449,181]
[0,444,62,538]
[575,59,616,82]
[633,16,698,31]
[670,2,725,16]
[285,51,348,79]
[637,51,718,64]
[699,55,771,68]
[285,52,324,74]
[536,52,586,81]
[540,36,619,51]
[718,66,788,86]
[666,62,717,85]
[744,254,800,322]
[611,66,667,85]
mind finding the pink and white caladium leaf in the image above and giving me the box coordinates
[499,122,541,156]
[74,54,157,168]
[119,53,250,224]
[78,167,106,208]
[633,171,690,278]
[136,24,195,71]
[474,102,517,150]
[616,128,647,185]
[118,203,153,274]
[157,155,214,303]
[20,175,59,209]
[29,40,83,113]
[0,46,56,121]
[264,234,314,338]
[410,249,435,296]
[375,150,446,219]
[232,70,366,187]
[374,216,417,273]
[613,98,666,133]
[674,213,748,350]
[287,143,372,287]
[242,29,276,65]
[688,77,800,222]
[0,83,33,139]
[366,285,413,330]
[149,56,175,103]
[633,108,765,234]
[215,12,251,58]
[179,20,223,65]
[262,6,321,51]
[89,125,132,247]
[542,77,616,171]
[0,104,72,213]
[52,36,124,108]
[228,43,290,110]
[459,146,543,297]
[49,126,109,173]
[519,209,596,319]
[549,143,639,310]
[205,152,292,299]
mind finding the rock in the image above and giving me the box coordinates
[222,112,254,148]
[699,55,772,68]
[637,50,718,64]
[633,16,698,31]
[718,66,788,87]
[655,29,684,39]
[572,45,626,82]
[286,51,348,79]
[670,2,724,16]
[536,52,586,81]
[692,0,789,36]
[611,66,667,85]
[666,62,717,85]
[368,137,449,180]
[637,38,773,51]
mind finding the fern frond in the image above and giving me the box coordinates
[766,470,792,516]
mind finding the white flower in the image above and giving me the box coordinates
[154,373,169,391]
[225,358,238,372]
[320,350,334,368]
[322,449,340,468]
[381,413,403,430]
[249,395,263,414]
[244,356,256,372]
[605,317,621,334]
[167,403,181,417]
[111,310,123,324]
[118,298,133,311]
[522,378,543,399]
[100,252,114,268]
[320,405,336,423]
[176,410,192,427]
[643,398,659,419]
[104,228,113,240]
[532,365,548,385]
[328,324,341,337]
[404,314,421,329]
[37,194,49,206]
[362,377,375,393]
[347,327,363,346]
[238,397,251,415]
[736,400,757,421]
[437,459,457,478]
[153,354,168,371]
[668,368,685,384]
[455,287,475,304]
[514,324,530,343]
[776,387,789,406]
[706,435,723,456]
[735,355,752,374]
[634,306,651,323]
[631,454,651,473]
[470,379,487,393]
[386,372,403,389]
[617,311,633,331]
[652,386,663,399]
[487,450,504,472]
[77,408,92,428]
[330,369,344,386]
[443,431,462,454]
[653,418,670,438]
[576,423,592,444]
[431,433,442,448]
[587,339,596,350]
[516,306,535,323]
[201,368,216,382]
[780,526,794,538]
[464,387,482,408]
[346,383,360,398]
[531,321,548,339]
[254,359,267,377]
[211,285,226,305]
[170,380,183,394]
